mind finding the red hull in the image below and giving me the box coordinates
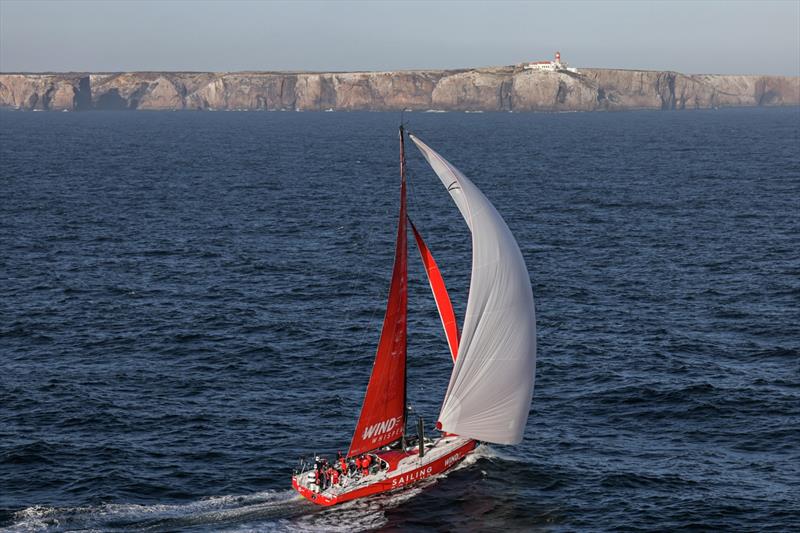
[292,438,477,506]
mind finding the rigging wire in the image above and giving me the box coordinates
[332,119,438,435]
[399,118,449,422]
[337,120,413,361]
[332,127,408,364]
[400,114,434,425]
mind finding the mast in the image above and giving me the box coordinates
[346,126,409,458]
[399,124,408,444]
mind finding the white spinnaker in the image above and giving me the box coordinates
[409,134,536,445]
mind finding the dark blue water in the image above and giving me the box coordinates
[1,108,799,532]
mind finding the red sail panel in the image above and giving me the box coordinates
[410,220,460,362]
[347,133,408,458]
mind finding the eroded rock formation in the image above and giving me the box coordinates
[1,67,797,112]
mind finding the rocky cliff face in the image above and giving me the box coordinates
[1,67,797,112]
[0,74,91,111]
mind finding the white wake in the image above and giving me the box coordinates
[4,445,493,532]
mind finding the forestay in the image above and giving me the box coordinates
[409,134,537,445]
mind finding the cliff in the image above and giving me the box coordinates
[1,67,798,112]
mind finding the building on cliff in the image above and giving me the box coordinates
[523,51,579,73]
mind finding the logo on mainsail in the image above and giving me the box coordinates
[362,416,403,441]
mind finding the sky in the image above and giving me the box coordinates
[1,0,798,75]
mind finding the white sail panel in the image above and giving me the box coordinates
[409,134,536,445]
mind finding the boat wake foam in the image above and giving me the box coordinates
[6,488,426,533]
[6,446,490,532]
[468,442,522,464]
[6,490,312,532]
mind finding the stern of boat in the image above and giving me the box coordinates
[292,471,339,506]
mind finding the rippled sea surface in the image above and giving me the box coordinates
[1,108,799,532]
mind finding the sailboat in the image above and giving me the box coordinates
[291,127,537,506]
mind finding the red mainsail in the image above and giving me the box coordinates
[347,128,408,458]
[410,220,460,362]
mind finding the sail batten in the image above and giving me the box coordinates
[409,134,537,446]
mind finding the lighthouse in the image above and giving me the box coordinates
[522,51,579,73]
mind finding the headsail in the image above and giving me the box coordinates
[347,128,409,458]
[409,219,459,362]
[409,134,537,445]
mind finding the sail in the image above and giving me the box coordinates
[409,134,536,445]
[409,219,459,362]
[347,130,409,458]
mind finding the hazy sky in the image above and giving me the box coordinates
[1,0,798,75]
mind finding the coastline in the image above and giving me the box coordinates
[1,66,798,112]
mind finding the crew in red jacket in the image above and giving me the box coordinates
[328,466,340,486]
[361,454,372,476]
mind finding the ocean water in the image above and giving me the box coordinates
[1,108,798,532]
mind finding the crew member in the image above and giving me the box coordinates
[317,458,329,489]
[361,454,372,476]
[328,465,340,486]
